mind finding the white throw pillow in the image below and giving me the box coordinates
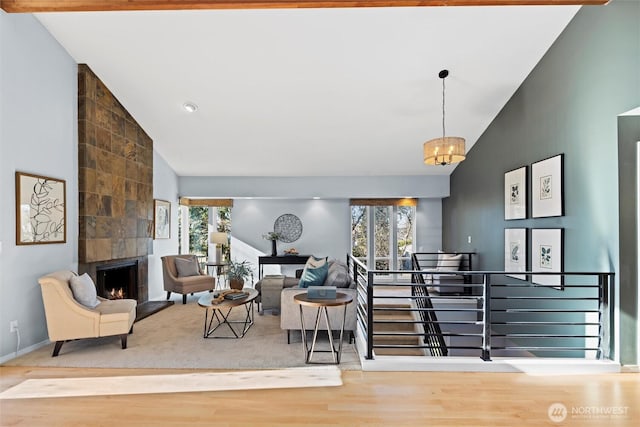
[69,273,100,308]
[436,252,462,272]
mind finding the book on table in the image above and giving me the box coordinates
[224,292,248,300]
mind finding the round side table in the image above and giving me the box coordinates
[293,292,353,364]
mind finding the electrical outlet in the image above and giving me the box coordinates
[9,320,18,333]
[468,236,472,244]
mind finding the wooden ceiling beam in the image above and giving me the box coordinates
[0,0,609,13]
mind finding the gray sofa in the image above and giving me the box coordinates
[254,259,358,342]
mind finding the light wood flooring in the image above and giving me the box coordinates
[1,366,638,426]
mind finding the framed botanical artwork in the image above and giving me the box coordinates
[504,228,527,280]
[531,228,564,289]
[15,171,66,245]
[154,199,171,239]
[504,166,527,220]
[532,154,564,218]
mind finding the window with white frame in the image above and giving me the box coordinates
[350,199,417,280]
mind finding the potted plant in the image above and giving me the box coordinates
[227,259,254,290]
[263,231,281,256]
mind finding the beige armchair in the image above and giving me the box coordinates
[38,270,137,357]
[161,254,215,304]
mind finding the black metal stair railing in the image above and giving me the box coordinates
[411,257,447,356]
[347,254,615,362]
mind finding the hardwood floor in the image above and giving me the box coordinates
[1,366,638,426]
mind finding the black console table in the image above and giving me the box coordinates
[258,255,310,279]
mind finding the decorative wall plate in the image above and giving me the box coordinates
[274,214,303,243]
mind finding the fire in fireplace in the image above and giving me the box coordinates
[95,261,138,301]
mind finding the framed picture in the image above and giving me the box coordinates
[504,228,527,280]
[15,171,66,245]
[154,199,171,239]
[504,166,527,220]
[532,154,564,218]
[531,228,564,289]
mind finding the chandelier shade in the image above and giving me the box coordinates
[423,69,466,166]
[423,136,466,166]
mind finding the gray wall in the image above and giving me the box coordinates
[149,150,180,301]
[181,175,446,278]
[232,199,350,276]
[229,197,443,277]
[0,12,78,361]
[618,113,640,366]
[442,0,639,364]
[179,175,449,199]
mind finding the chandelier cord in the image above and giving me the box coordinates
[442,76,446,141]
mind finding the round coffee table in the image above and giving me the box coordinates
[197,288,258,338]
[294,292,353,364]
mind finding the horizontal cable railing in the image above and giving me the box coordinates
[347,255,614,362]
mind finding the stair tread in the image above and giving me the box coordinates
[374,337,421,345]
[373,310,415,317]
[374,347,425,356]
[373,303,412,309]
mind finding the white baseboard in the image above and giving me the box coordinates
[621,365,639,373]
[0,339,50,365]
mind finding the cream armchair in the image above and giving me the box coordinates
[38,270,137,357]
[161,254,215,304]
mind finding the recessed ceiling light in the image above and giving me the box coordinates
[183,102,198,113]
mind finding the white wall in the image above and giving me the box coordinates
[0,12,78,360]
[149,150,180,301]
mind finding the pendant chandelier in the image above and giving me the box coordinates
[423,69,466,166]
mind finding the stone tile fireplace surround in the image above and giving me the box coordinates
[76,64,153,303]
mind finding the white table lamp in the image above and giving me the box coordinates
[210,232,227,263]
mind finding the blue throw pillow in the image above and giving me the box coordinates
[298,262,329,288]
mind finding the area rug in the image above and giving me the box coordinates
[4,295,361,370]
[0,366,342,400]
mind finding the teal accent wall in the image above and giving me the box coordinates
[442,0,639,363]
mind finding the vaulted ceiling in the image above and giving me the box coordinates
[8,1,596,176]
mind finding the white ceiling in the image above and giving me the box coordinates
[35,6,580,177]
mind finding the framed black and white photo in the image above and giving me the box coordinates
[154,199,171,239]
[504,228,527,280]
[504,166,527,220]
[15,171,66,245]
[531,228,564,289]
[531,154,564,218]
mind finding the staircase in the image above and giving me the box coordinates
[372,303,425,356]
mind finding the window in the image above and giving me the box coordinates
[350,199,416,280]
[178,198,233,268]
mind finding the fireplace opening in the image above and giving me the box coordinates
[95,261,138,301]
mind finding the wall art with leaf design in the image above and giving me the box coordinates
[531,154,564,218]
[531,228,564,289]
[15,171,66,245]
